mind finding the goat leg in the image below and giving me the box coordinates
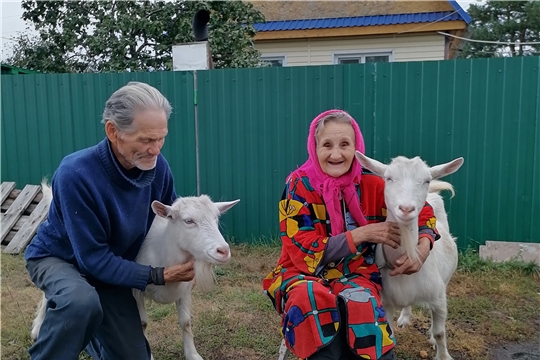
[384,303,396,334]
[31,294,47,341]
[430,299,453,360]
[133,290,149,333]
[397,305,413,328]
[176,292,203,360]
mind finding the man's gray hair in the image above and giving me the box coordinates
[102,81,172,133]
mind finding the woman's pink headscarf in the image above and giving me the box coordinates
[292,109,368,236]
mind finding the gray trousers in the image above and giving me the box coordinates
[26,256,151,360]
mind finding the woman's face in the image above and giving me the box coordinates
[316,121,356,178]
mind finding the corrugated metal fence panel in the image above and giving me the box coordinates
[196,65,351,241]
[1,71,197,196]
[372,60,470,250]
[1,74,100,186]
[2,57,538,247]
[342,64,376,153]
[153,71,198,197]
[492,56,539,245]
[195,57,540,247]
[371,57,540,249]
[533,58,540,243]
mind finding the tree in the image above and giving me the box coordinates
[459,0,540,58]
[4,32,88,73]
[6,0,264,73]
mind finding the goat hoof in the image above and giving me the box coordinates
[186,353,204,360]
[397,319,411,328]
[434,355,453,360]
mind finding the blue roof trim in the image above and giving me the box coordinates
[448,0,472,24]
[254,11,468,32]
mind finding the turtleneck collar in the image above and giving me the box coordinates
[96,138,156,188]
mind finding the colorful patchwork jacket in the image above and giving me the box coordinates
[263,169,438,359]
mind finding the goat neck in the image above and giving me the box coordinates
[384,210,420,265]
[144,217,192,266]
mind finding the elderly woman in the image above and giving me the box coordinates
[263,110,438,360]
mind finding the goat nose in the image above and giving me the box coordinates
[216,246,230,257]
[399,205,415,214]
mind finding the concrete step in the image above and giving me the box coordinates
[479,241,540,265]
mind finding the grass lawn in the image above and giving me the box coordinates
[1,244,539,360]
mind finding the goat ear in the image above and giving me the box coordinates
[355,151,387,177]
[151,201,173,219]
[215,199,240,215]
[430,157,464,180]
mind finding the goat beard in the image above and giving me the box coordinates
[194,261,215,293]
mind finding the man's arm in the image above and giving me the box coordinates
[53,170,153,291]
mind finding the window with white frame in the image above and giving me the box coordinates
[260,55,286,67]
[333,51,392,65]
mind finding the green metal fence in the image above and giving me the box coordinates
[368,57,540,248]
[2,57,539,248]
[1,71,197,196]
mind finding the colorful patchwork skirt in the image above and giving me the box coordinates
[278,274,395,359]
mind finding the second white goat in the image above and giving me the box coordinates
[355,151,464,360]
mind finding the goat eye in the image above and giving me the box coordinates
[184,219,195,225]
[424,180,431,185]
[385,177,394,182]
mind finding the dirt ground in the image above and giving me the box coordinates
[2,245,539,360]
[490,342,540,360]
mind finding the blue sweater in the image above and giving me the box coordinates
[25,138,177,291]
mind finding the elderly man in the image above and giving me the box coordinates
[25,82,194,360]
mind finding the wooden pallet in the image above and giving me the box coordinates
[1,182,50,254]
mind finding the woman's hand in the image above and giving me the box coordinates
[389,237,431,276]
[350,222,401,248]
[163,260,195,283]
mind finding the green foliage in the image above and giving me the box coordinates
[459,0,540,58]
[5,0,264,73]
[4,32,76,73]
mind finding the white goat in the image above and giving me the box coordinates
[134,196,239,360]
[30,183,239,360]
[355,151,463,360]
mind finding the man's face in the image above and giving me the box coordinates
[108,109,168,170]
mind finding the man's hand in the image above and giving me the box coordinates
[163,260,195,283]
[389,237,431,276]
[350,222,401,249]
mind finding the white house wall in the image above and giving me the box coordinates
[255,33,446,66]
